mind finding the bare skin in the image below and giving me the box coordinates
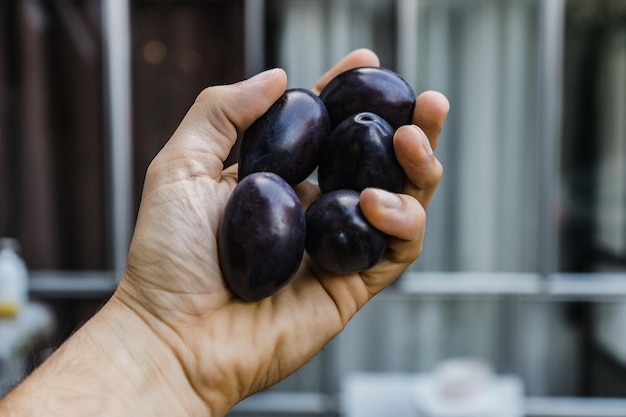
[0,49,449,417]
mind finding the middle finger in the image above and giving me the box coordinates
[394,125,444,209]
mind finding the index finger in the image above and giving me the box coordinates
[413,90,450,151]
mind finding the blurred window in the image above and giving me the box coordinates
[0,0,245,270]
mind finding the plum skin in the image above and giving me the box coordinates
[319,66,416,130]
[217,172,305,301]
[318,112,405,194]
[305,189,388,274]
[238,88,330,185]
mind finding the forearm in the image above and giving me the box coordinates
[0,296,209,417]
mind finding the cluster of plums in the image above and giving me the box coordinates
[217,67,416,301]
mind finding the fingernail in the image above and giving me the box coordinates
[372,188,401,209]
[245,68,280,83]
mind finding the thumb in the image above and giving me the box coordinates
[155,68,288,179]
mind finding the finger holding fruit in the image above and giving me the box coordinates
[226,50,448,299]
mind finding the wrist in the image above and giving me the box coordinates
[0,294,210,417]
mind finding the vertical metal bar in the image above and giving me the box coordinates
[245,0,266,77]
[538,0,565,276]
[396,0,419,86]
[102,0,133,279]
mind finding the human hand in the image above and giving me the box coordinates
[116,48,448,416]
[0,49,448,417]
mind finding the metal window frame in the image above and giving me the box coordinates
[537,0,565,276]
[102,0,133,280]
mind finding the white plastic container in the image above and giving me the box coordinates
[0,238,29,318]
[413,358,524,417]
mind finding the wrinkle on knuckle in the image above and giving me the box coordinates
[425,159,444,188]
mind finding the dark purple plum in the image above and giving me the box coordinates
[319,66,416,130]
[218,172,305,301]
[305,189,387,274]
[238,88,330,185]
[318,112,405,194]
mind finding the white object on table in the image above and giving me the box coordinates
[0,303,55,395]
[341,365,524,417]
[412,358,523,417]
[0,238,29,317]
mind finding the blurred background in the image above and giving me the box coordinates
[1,0,626,415]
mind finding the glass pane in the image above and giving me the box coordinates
[131,0,245,211]
[411,0,543,273]
[560,0,626,273]
[559,0,626,402]
[0,1,107,270]
[0,1,246,270]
